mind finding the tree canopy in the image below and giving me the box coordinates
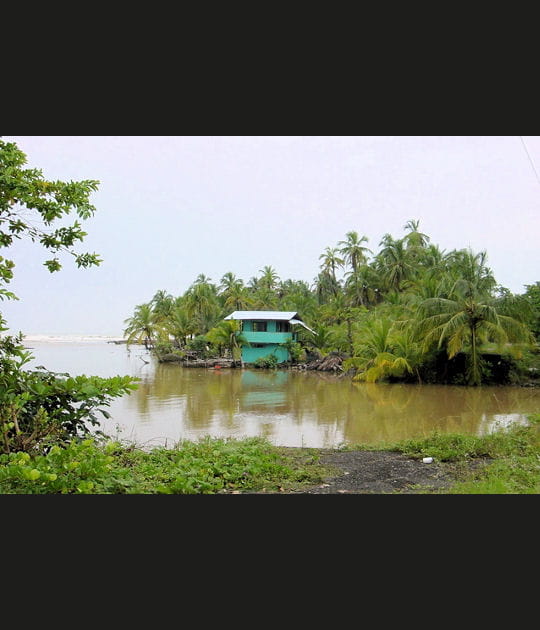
[126,217,539,386]
[0,139,102,302]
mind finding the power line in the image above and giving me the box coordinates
[519,135,540,185]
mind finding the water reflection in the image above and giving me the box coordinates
[119,363,540,448]
[26,342,540,448]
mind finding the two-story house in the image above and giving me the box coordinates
[223,310,314,364]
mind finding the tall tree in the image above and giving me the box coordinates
[219,272,253,312]
[376,235,414,293]
[315,269,342,303]
[150,290,174,320]
[338,231,372,274]
[403,219,430,250]
[123,303,162,348]
[161,304,195,348]
[318,247,344,284]
[258,265,280,291]
[416,283,534,385]
[0,139,135,453]
[445,249,496,296]
[522,281,540,340]
[218,272,241,295]
[184,275,221,333]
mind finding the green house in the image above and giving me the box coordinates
[224,310,314,364]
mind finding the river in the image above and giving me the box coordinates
[22,336,540,449]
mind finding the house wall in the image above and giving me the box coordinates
[240,319,292,364]
[242,343,290,364]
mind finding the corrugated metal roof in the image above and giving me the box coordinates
[224,311,300,321]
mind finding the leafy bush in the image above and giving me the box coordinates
[283,340,305,363]
[0,331,138,454]
[0,439,127,494]
[0,436,324,494]
[186,335,211,358]
[253,354,279,369]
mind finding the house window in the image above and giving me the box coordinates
[252,321,267,332]
[275,321,290,332]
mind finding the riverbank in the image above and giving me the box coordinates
[1,416,538,494]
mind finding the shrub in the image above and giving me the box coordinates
[0,331,138,454]
[253,354,279,369]
[186,335,211,359]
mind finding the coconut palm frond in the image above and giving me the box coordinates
[497,314,536,344]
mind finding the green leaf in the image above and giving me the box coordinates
[23,468,41,481]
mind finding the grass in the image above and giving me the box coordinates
[373,413,540,494]
[0,415,538,494]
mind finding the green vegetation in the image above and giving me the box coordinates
[1,138,538,494]
[0,436,326,494]
[1,416,538,494]
[253,353,279,369]
[0,139,138,456]
[0,333,136,454]
[387,413,540,494]
[125,224,539,385]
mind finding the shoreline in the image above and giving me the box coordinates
[19,334,125,344]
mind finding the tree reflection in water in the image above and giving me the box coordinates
[120,364,540,447]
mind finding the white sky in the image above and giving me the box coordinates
[1,135,539,337]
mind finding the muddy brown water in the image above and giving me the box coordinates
[25,339,540,449]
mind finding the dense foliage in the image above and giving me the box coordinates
[125,224,538,386]
[0,436,325,494]
[0,139,137,454]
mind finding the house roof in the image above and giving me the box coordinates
[224,311,315,334]
[224,311,301,321]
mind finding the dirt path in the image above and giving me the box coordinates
[281,449,486,494]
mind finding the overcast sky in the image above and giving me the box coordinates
[2,135,539,337]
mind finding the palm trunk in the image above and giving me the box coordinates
[470,324,480,386]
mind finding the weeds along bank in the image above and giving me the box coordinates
[1,415,538,494]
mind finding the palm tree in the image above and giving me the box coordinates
[258,265,279,291]
[416,284,535,385]
[150,289,174,321]
[338,231,372,274]
[219,272,241,294]
[315,260,343,303]
[184,276,221,334]
[205,320,249,363]
[219,272,253,312]
[376,235,414,292]
[318,247,344,283]
[445,249,496,296]
[304,324,335,353]
[280,291,317,322]
[251,287,278,310]
[403,219,430,250]
[344,265,379,307]
[123,303,162,349]
[345,316,421,383]
[161,305,194,348]
[223,284,253,312]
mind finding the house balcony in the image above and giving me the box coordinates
[241,331,293,344]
